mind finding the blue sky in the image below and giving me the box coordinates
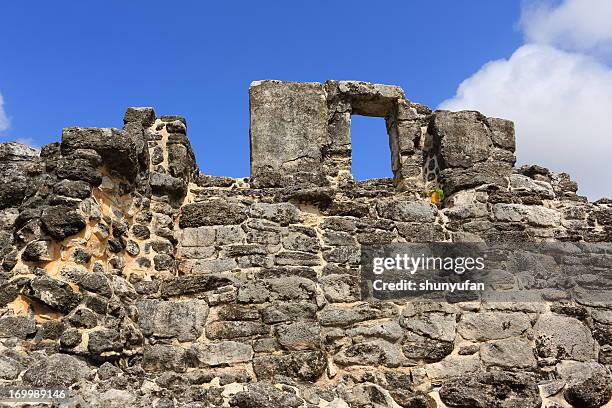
[0,1,522,179]
[2,2,611,200]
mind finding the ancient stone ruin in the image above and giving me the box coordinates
[0,80,611,407]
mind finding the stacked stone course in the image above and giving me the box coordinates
[0,80,611,407]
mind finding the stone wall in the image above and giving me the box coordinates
[0,80,611,407]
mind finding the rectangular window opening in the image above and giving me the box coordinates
[350,115,393,180]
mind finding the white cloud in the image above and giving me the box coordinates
[521,0,612,55]
[0,92,9,132]
[440,0,612,200]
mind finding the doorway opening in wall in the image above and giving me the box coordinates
[350,115,393,180]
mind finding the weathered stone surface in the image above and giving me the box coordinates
[377,199,437,222]
[230,382,304,408]
[160,274,234,297]
[320,274,360,303]
[124,106,156,127]
[79,273,112,297]
[261,301,317,324]
[250,81,328,187]
[480,338,537,368]
[439,372,541,408]
[137,299,208,342]
[276,321,320,350]
[142,344,187,373]
[493,203,561,227]
[458,312,531,341]
[179,200,248,227]
[88,328,122,355]
[400,311,456,342]
[565,375,612,408]
[402,332,454,363]
[432,111,492,168]
[0,316,37,339]
[61,127,147,181]
[181,227,215,247]
[2,82,611,404]
[22,239,53,262]
[486,117,516,150]
[206,320,268,339]
[510,174,554,198]
[335,339,403,368]
[29,276,82,313]
[250,202,300,225]
[0,355,24,380]
[41,205,87,240]
[22,354,91,387]
[54,179,92,199]
[56,157,102,185]
[319,303,397,327]
[252,350,327,381]
[0,142,39,210]
[557,361,612,408]
[534,313,598,361]
[191,341,254,366]
[150,171,186,198]
[425,354,481,380]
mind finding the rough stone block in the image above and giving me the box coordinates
[335,80,404,116]
[439,372,541,407]
[252,350,326,382]
[22,354,91,388]
[431,110,492,168]
[205,320,268,339]
[142,344,187,373]
[191,341,254,366]
[458,312,531,341]
[181,227,215,247]
[493,203,561,227]
[124,107,156,127]
[250,81,328,187]
[376,199,437,222]
[0,316,37,339]
[276,321,321,350]
[480,338,537,368]
[486,117,515,151]
[534,314,598,361]
[137,299,208,342]
[179,199,248,228]
[61,127,147,181]
[0,142,39,210]
[249,202,300,225]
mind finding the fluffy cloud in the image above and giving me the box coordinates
[0,92,9,132]
[440,0,612,200]
[521,0,612,55]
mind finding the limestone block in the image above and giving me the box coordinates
[191,341,254,366]
[439,371,541,407]
[431,111,493,168]
[335,80,404,117]
[0,142,39,210]
[480,338,537,368]
[137,299,209,342]
[61,127,147,181]
[486,117,515,151]
[250,80,328,187]
[276,321,321,351]
[534,313,598,361]
[458,312,531,341]
[493,203,561,227]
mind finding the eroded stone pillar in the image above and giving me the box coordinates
[249,80,328,187]
[429,110,516,195]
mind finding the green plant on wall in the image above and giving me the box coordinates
[430,187,445,208]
